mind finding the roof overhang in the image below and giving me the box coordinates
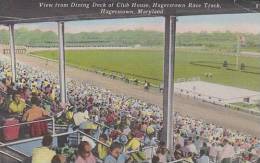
[0,0,259,24]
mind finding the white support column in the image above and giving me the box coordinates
[162,16,177,151]
[58,22,66,103]
[9,24,16,83]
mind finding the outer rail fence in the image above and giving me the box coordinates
[2,48,27,55]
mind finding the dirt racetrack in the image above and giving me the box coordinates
[10,54,260,137]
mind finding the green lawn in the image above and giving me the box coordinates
[31,48,260,91]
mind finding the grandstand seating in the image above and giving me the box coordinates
[0,57,258,163]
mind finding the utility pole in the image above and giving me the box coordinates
[236,36,240,70]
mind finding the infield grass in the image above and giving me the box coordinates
[31,48,260,91]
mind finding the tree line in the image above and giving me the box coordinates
[0,28,259,51]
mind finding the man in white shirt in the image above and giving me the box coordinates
[73,109,89,126]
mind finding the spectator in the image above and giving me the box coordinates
[152,155,160,163]
[20,87,31,102]
[209,143,218,162]
[0,94,6,111]
[51,155,66,163]
[156,141,170,162]
[181,141,190,156]
[75,141,96,163]
[197,150,210,163]
[176,133,185,147]
[194,136,202,152]
[201,142,209,155]
[73,109,89,126]
[32,134,56,163]
[0,79,7,93]
[125,132,145,161]
[219,139,235,163]
[9,92,26,114]
[22,96,49,137]
[187,139,199,155]
[104,142,126,163]
[174,144,183,160]
[86,94,94,112]
[22,96,48,122]
[105,110,116,126]
[96,134,109,160]
[185,152,194,163]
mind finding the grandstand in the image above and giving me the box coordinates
[0,54,259,163]
[0,0,259,163]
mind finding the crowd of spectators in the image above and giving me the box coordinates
[0,57,259,163]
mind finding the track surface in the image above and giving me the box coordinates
[11,54,260,137]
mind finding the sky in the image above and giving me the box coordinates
[1,13,260,34]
